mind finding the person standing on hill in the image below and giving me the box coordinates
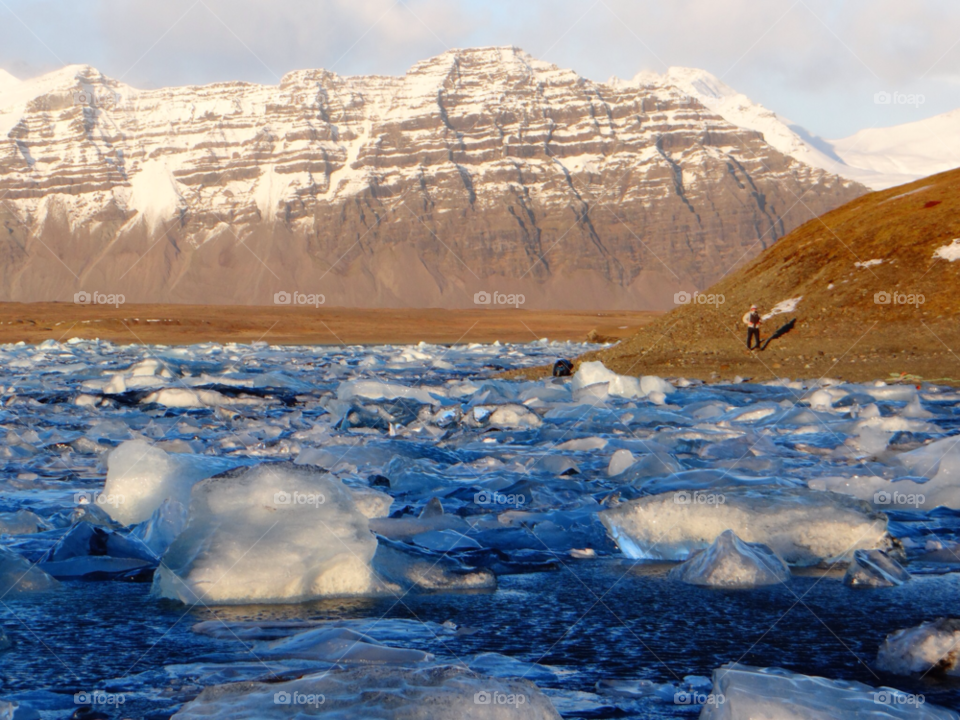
[743,305,762,350]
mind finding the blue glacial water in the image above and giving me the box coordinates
[0,338,958,719]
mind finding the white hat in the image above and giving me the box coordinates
[750,305,757,309]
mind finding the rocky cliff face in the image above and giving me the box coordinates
[0,47,866,309]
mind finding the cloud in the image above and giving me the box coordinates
[0,0,957,137]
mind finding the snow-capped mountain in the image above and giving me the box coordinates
[622,67,958,190]
[831,109,960,182]
[0,49,863,308]
[0,69,19,94]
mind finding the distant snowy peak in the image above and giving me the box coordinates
[621,66,944,191]
[622,67,846,172]
[0,68,19,93]
[832,108,960,180]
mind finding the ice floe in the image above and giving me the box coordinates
[843,549,911,587]
[668,529,790,588]
[1,337,960,716]
[701,663,957,718]
[172,665,562,719]
[599,486,889,564]
[878,619,960,676]
[154,463,380,604]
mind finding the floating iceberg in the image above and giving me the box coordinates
[153,463,380,604]
[372,538,496,592]
[700,663,956,719]
[843,549,911,588]
[0,546,58,597]
[607,449,635,476]
[668,530,790,588]
[487,404,542,429]
[337,379,444,406]
[0,510,46,535]
[878,619,960,676]
[131,499,189,556]
[172,665,562,719]
[39,522,157,579]
[570,361,672,400]
[102,439,245,525]
[259,626,432,664]
[810,435,960,509]
[348,486,394,519]
[465,403,542,429]
[599,486,888,565]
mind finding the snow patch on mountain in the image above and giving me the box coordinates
[128,160,184,231]
[620,66,951,191]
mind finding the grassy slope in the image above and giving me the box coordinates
[510,167,960,384]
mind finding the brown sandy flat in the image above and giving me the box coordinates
[0,303,660,347]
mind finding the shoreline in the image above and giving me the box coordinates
[503,317,960,387]
[0,303,659,347]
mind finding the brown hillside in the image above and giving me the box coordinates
[512,167,960,384]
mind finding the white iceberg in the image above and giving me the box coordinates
[0,546,59,597]
[347,486,394,519]
[102,439,244,525]
[337,379,444,406]
[131,499,189,556]
[598,487,888,565]
[153,463,379,604]
[843,549,911,588]
[259,626,432,664]
[700,663,956,719]
[372,538,495,592]
[811,435,960,509]
[668,530,790,588]
[141,388,264,408]
[0,510,47,535]
[878,619,960,676]
[607,449,635,476]
[487,404,542,429]
[570,361,672,400]
[172,665,562,719]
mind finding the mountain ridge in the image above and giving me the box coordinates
[0,47,865,308]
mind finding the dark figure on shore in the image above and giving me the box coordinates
[743,305,762,350]
[553,358,574,377]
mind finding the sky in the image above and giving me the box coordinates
[0,0,957,139]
